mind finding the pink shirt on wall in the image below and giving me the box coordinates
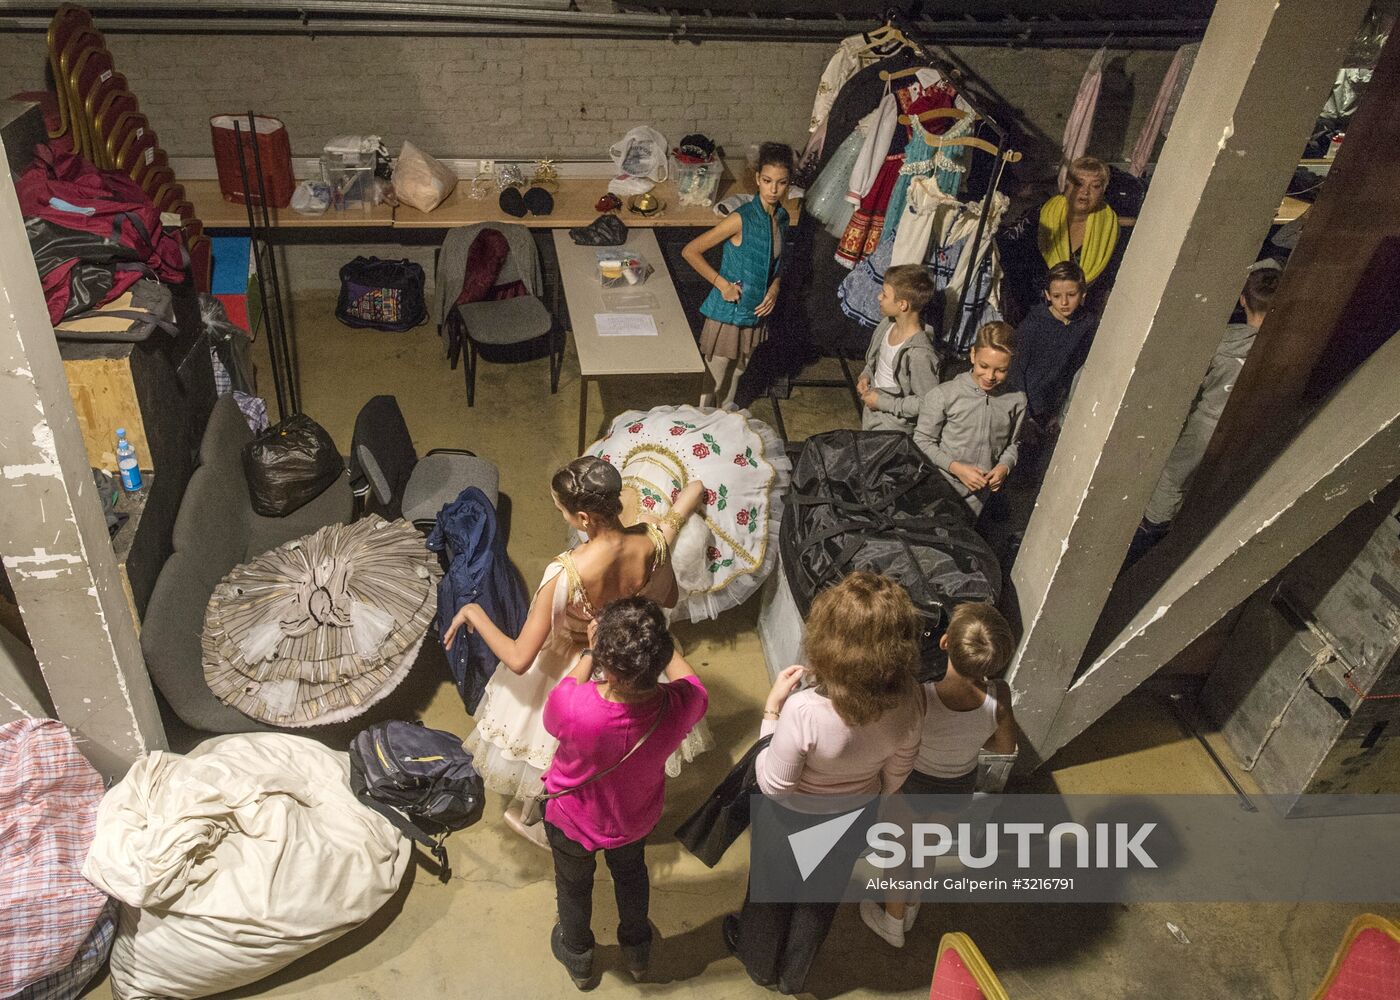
[756,687,922,807]
[544,675,709,851]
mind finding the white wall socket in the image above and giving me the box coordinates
[477,159,495,175]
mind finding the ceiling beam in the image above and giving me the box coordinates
[1003,0,1369,769]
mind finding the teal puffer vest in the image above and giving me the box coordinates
[699,198,789,328]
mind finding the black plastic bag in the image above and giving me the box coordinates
[242,414,344,517]
[675,735,771,868]
[780,430,1001,678]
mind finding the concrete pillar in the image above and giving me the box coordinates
[1048,331,1400,757]
[1179,29,1400,532]
[1005,0,1368,766]
[0,135,166,776]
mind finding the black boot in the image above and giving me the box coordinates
[620,937,651,982]
[551,923,598,991]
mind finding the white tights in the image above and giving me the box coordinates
[701,353,746,409]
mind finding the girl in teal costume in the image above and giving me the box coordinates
[682,143,793,408]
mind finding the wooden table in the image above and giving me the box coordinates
[552,228,706,452]
[189,174,798,231]
[186,179,395,229]
[395,174,794,229]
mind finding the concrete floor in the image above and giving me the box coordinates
[88,292,1399,998]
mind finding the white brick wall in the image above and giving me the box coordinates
[0,30,1171,165]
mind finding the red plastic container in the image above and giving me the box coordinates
[210,114,294,207]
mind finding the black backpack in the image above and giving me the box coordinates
[349,721,484,879]
[335,256,427,332]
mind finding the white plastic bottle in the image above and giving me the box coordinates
[116,428,143,491]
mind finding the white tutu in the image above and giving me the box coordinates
[466,547,712,803]
[587,404,792,623]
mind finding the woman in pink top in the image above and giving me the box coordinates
[725,572,923,994]
[542,597,708,990]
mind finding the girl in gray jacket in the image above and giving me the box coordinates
[914,322,1027,515]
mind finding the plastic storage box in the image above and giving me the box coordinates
[673,155,722,207]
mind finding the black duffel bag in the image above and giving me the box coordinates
[335,256,427,332]
[242,413,344,517]
[780,430,1001,678]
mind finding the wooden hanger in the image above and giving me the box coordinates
[922,135,1023,162]
[898,107,970,126]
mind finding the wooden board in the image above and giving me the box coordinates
[62,343,152,470]
[185,178,395,228]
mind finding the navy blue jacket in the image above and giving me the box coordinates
[1008,303,1100,422]
[425,487,528,714]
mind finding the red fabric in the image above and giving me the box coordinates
[0,720,110,996]
[16,143,187,323]
[455,227,527,306]
[930,948,986,1000]
[215,293,250,332]
[1323,928,1400,1000]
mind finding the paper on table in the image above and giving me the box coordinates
[595,312,659,337]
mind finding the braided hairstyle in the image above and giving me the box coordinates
[551,456,623,521]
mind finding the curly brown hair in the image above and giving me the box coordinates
[593,596,674,692]
[804,572,920,727]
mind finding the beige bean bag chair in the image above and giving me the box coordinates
[82,733,410,999]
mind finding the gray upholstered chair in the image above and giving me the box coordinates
[433,222,561,407]
[348,394,499,530]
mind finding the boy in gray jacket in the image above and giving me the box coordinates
[1130,265,1280,560]
[856,264,941,433]
[915,322,1027,515]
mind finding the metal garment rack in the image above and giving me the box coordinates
[232,111,299,418]
[768,15,1015,441]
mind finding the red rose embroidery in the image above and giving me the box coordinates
[642,497,656,509]
[692,444,710,459]
[600,454,610,464]
[628,422,643,433]
[706,546,722,562]
[735,509,750,526]
[669,426,685,436]
[733,454,748,466]
[670,488,680,502]
[703,489,717,505]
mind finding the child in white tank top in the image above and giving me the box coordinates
[861,603,1018,948]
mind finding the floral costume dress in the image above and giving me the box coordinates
[589,405,791,623]
[465,523,708,800]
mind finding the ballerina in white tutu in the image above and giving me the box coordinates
[447,456,704,846]
[588,404,792,623]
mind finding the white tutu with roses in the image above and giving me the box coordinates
[588,405,791,623]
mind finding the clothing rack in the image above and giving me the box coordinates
[232,112,299,418]
[866,11,1016,352]
[770,16,1017,439]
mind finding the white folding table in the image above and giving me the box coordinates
[551,229,706,452]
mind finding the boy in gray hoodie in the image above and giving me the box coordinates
[856,264,941,433]
[915,322,1027,515]
[1130,265,1280,560]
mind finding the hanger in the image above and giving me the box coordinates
[898,107,970,126]
[921,134,1023,162]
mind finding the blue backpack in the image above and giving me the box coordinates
[349,721,484,880]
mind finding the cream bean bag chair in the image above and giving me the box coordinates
[82,733,410,1000]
